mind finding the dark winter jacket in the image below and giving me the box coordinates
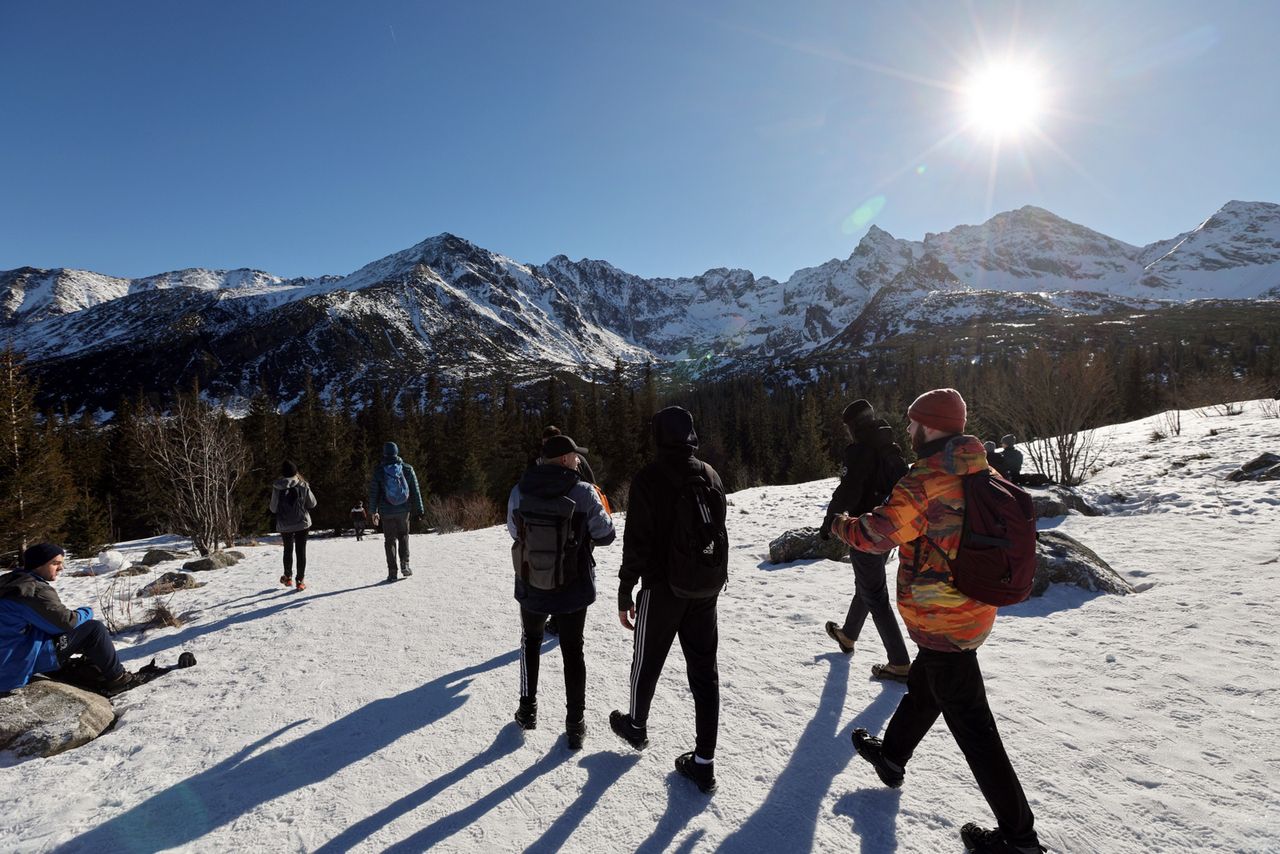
[0,569,93,692]
[618,407,726,610]
[822,419,908,533]
[368,442,425,517]
[507,463,615,614]
[526,451,596,485]
[270,475,317,533]
[1002,446,1024,479]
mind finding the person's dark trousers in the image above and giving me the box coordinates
[519,607,588,718]
[881,647,1038,848]
[842,549,910,666]
[354,524,364,542]
[282,529,309,582]
[627,584,720,760]
[382,513,411,576]
[56,619,123,681]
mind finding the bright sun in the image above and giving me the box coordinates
[962,62,1046,138]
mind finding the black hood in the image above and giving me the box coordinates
[518,462,581,498]
[652,406,698,457]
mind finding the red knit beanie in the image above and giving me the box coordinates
[907,388,967,434]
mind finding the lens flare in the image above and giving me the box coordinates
[841,195,887,234]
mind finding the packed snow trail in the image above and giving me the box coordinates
[1,403,1278,852]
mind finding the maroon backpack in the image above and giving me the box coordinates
[948,471,1038,606]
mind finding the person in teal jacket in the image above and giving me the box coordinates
[368,441,425,582]
[0,543,131,694]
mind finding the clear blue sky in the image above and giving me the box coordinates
[2,0,1277,282]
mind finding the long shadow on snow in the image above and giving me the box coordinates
[523,751,641,853]
[756,557,846,572]
[117,582,387,662]
[833,787,903,853]
[718,653,901,853]
[633,771,713,854]
[62,650,517,853]
[998,584,1106,618]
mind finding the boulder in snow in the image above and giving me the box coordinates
[140,548,192,566]
[1027,485,1101,518]
[768,527,849,564]
[182,551,239,572]
[0,680,115,758]
[1225,452,1280,482]
[113,565,150,578]
[137,572,199,597]
[1034,531,1135,597]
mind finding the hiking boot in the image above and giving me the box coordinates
[609,710,649,749]
[99,668,138,698]
[851,728,904,788]
[675,751,717,794]
[566,717,586,750]
[825,621,855,655]
[385,572,398,583]
[960,822,1046,853]
[280,574,293,587]
[400,567,413,578]
[295,580,307,592]
[514,697,537,730]
[870,663,910,683]
[545,616,559,637]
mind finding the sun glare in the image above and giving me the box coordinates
[962,62,1046,138]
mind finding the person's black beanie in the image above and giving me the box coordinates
[842,399,875,426]
[23,543,65,572]
[652,406,698,451]
[281,460,298,478]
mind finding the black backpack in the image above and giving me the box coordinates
[276,484,307,529]
[512,490,581,591]
[664,463,729,598]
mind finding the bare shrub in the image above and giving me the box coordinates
[1149,430,1167,444]
[988,350,1113,486]
[93,576,136,634]
[607,479,630,513]
[422,495,458,533]
[1260,398,1280,419]
[1158,408,1182,438]
[146,598,183,629]
[423,493,502,533]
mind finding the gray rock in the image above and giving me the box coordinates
[140,548,192,566]
[768,527,850,564]
[113,565,150,578]
[225,550,246,560]
[182,551,238,572]
[1028,485,1101,518]
[1226,452,1280,482]
[137,571,199,597]
[0,680,116,758]
[1034,531,1135,597]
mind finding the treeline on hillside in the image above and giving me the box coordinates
[2,330,1274,565]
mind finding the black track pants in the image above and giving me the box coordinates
[519,607,588,720]
[627,585,720,760]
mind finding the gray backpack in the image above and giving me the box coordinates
[512,492,580,590]
[276,483,308,529]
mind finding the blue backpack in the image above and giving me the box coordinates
[382,463,410,506]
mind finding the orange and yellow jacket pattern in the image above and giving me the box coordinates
[831,434,997,652]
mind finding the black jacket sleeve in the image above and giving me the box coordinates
[618,469,657,610]
[825,443,874,521]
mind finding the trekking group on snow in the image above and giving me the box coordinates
[0,386,1044,853]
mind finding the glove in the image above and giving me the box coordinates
[819,516,833,540]
[617,585,635,613]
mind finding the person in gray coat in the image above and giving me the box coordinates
[270,461,317,590]
[369,441,425,582]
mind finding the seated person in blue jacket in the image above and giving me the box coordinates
[0,543,132,694]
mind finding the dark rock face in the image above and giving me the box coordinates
[137,572,199,597]
[768,527,850,564]
[0,680,116,758]
[182,552,239,572]
[1033,531,1135,597]
[1225,452,1280,482]
[141,548,192,566]
[1029,486,1102,518]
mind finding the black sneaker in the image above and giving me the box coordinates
[825,621,855,654]
[400,567,413,578]
[609,710,649,749]
[566,717,586,750]
[675,751,717,794]
[514,697,537,730]
[545,616,559,636]
[961,823,1046,853]
[851,728,904,788]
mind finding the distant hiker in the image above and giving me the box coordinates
[1000,435,1024,483]
[270,461,317,592]
[831,388,1044,854]
[985,441,1011,479]
[819,399,911,681]
[612,406,727,795]
[350,501,368,542]
[0,543,135,695]
[507,434,615,749]
[369,441,425,582]
[532,426,601,638]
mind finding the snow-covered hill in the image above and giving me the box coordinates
[3,401,1278,852]
[3,201,1278,410]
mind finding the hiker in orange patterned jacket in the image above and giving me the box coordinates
[830,388,1044,854]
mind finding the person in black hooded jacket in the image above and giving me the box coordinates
[820,400,911,681]
[610,406,725,795]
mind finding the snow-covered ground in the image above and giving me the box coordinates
[3,403,1279,853]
